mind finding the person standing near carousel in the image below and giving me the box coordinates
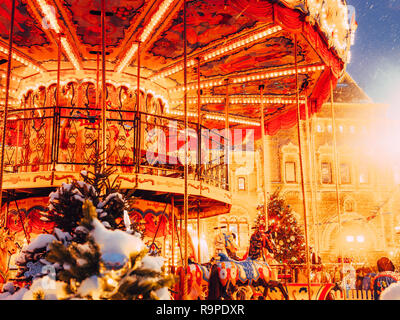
[371,257,400,300]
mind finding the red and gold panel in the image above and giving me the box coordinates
[0,1,50,47]
[145,0,264,69]
[62,0,146,49]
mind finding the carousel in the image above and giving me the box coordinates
[0,0,355,300]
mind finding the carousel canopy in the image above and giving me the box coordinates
[0,0,355,135]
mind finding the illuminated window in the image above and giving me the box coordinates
[285,161,296,183]
[327,125,332,133]
[321,162,332,184]
[338,125,344,133]
[317,124,324,132]
[394,167,400,185]
[359,166,369,184]
[344,199,354,212]
[219,217,249,249]
[238,177,246,190]
[340,163,351,184]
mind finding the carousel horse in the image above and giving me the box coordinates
[207,229,288,300]
[0,228,19,286]
[174,232,239,300]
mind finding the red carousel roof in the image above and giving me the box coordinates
[0,0,355,135]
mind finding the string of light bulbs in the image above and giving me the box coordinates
[150,25,283,81]
[35,0,81,70]
[169,65,325,93]
[0,44,43,73]
[115,0,176,73]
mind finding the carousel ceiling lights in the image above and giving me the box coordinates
[306,0,353,57]
[171,96,306,106]
[60,37,82,71]
[0,88,17,96]
[150,25,283,81]
[115,0,176,73]
[0,71,20,82]
[167,109,261,126]
[231,65,325,84]
[0,44,43,73]
[36,0,61,33]
[115,42,139,74]
[0,99,19,107]
[170,65,325,93]
[139,0,175,43]
[35,0,82,71]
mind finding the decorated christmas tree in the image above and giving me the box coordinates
[0,153,173,299]
[1,201,173,300]
[265,190,306,265]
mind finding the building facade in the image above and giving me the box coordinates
[200,74,400,266]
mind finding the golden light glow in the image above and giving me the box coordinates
[338,223,372,258]
[116,0,176,73]
[34,0,82,70]
[170,95,307,106]
[115,42,139,73]
[60,37,82,71]
[150,25,283,81]
[36,0,61,33]
[167,109,261,126]
[169,65,325,93]
[0,44,43,73]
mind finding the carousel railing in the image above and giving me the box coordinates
[3,106,230,190]
[269,264,375,300]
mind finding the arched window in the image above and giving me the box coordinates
[340,163,351,184]
[359,165,369,184]
[238,177,246,190]
[321,162,333,184]
[344,198,355,212]
[285,161,296,183]
[219,216,249,251]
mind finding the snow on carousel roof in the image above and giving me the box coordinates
[0,0,356,135]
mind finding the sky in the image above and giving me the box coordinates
[345,0,400,105]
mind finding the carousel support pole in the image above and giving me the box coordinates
[135,41,141,174]
[101,0,107,169]
[294,34,311,300]
[96,51,100,149]
[224,78,230,191]
[197,201,201,263]
[15,112,20,171]
[0,0,16,215]
[259,85,269,226]
[5,196,9,229]
[329,74,345,299]
[304,97,319,254]
[310,107,321,253]
[171,196,175,274]
[136,41,141,119]
[56,32,61,155]
[163,234,166,258]
[196,57,201,180]
[180,212,183,248]
[183,0,189,298]
[51,32,62,184]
